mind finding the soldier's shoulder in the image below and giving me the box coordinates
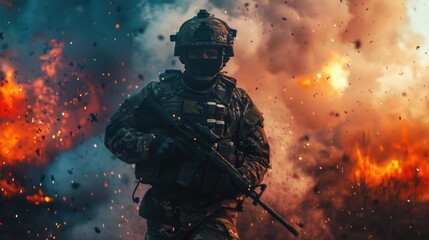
[233,87,249,96]
[141,69,182,96]
[232,86,252,105]
[143,81,162,96]
[232,87,264,122]
[219,73,237,87]
[237,90,264,126]
[124,80,160,108]
[159,69,182,83]
[217,73,250,104]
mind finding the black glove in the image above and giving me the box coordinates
[149,130,191,161]
[198,170,241,199]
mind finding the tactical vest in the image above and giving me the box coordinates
[135,70,240,186]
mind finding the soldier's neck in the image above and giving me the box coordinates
[182,71,219,93]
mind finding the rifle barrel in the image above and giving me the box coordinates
[249,191,300,236]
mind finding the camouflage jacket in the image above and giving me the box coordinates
[104,70,270,200]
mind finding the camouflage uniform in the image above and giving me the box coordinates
[104,9,270,240]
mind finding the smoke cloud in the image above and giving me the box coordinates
[1,0,429,239]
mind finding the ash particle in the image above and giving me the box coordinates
[71,182,80,189]
[354,39,361,49]
[89,113,98,123]
[35,148,40,156]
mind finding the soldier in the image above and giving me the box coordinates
[104,9,270,240]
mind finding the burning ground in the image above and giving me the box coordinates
[1,0,429,239]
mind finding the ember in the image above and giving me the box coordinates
[26,189,54,205]
[0,39,101,197]
[0,178,24,198]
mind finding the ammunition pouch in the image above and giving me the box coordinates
[242,104,264,127]
[240,104,268,146]
[216,139,237,165]
[135,160,161,184]
[139,188,160,219]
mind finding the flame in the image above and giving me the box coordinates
[0,39,100,164]
[0,64,32,161]
[0,65,24,118]
[39,39,64,78]
[0,178,24,198]
[323,61,349,92]
[0,39,101,199]
[354,146,403,182]
[0,175,53,205]
[26,189,54,205]
[352,143,429,201]
[0,73,55,162]
[300,55,349,94]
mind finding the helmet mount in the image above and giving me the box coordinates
[171,9,237,83]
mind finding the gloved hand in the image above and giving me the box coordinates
[197,170,241,199]
[149,130,190,161]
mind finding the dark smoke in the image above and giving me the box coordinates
[0,1,150,239]
[1,0,429,239]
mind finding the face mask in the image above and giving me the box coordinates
[184,57,223,79]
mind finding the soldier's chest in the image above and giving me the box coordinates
[160,92,240,137]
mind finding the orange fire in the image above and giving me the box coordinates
[0,178,24,198]
[0,65,24,118]
[0,67,62,163]
[296,56,429,202]
[39,39,64,78]
[352,141,429,201]
[1,39,100,164]
[26,189,54,205]
[300,56,349,95]
[0,64,31,162]
[0,39,101,201]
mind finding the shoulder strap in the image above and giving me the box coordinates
[215,73,237,105]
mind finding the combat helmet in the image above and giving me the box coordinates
[170,9,237,62]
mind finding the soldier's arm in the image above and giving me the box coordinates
[104,84,156,164]
[236,90,270,188]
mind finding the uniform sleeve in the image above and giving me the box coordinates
[104,86,156,164]
[236,90,270,187]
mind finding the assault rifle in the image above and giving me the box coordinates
[139,97,300,237]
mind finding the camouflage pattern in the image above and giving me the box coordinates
[142,189,240,240]
[104,71,270,239]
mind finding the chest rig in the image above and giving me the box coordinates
[158,70,239,176]
[160,73,231,133]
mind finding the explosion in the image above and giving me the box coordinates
[0,39,101,202]
[296,56,429,203]
[0,176,24,198]
[300,55,350,95]
[1,0,429,239]
[353,133,429,201]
